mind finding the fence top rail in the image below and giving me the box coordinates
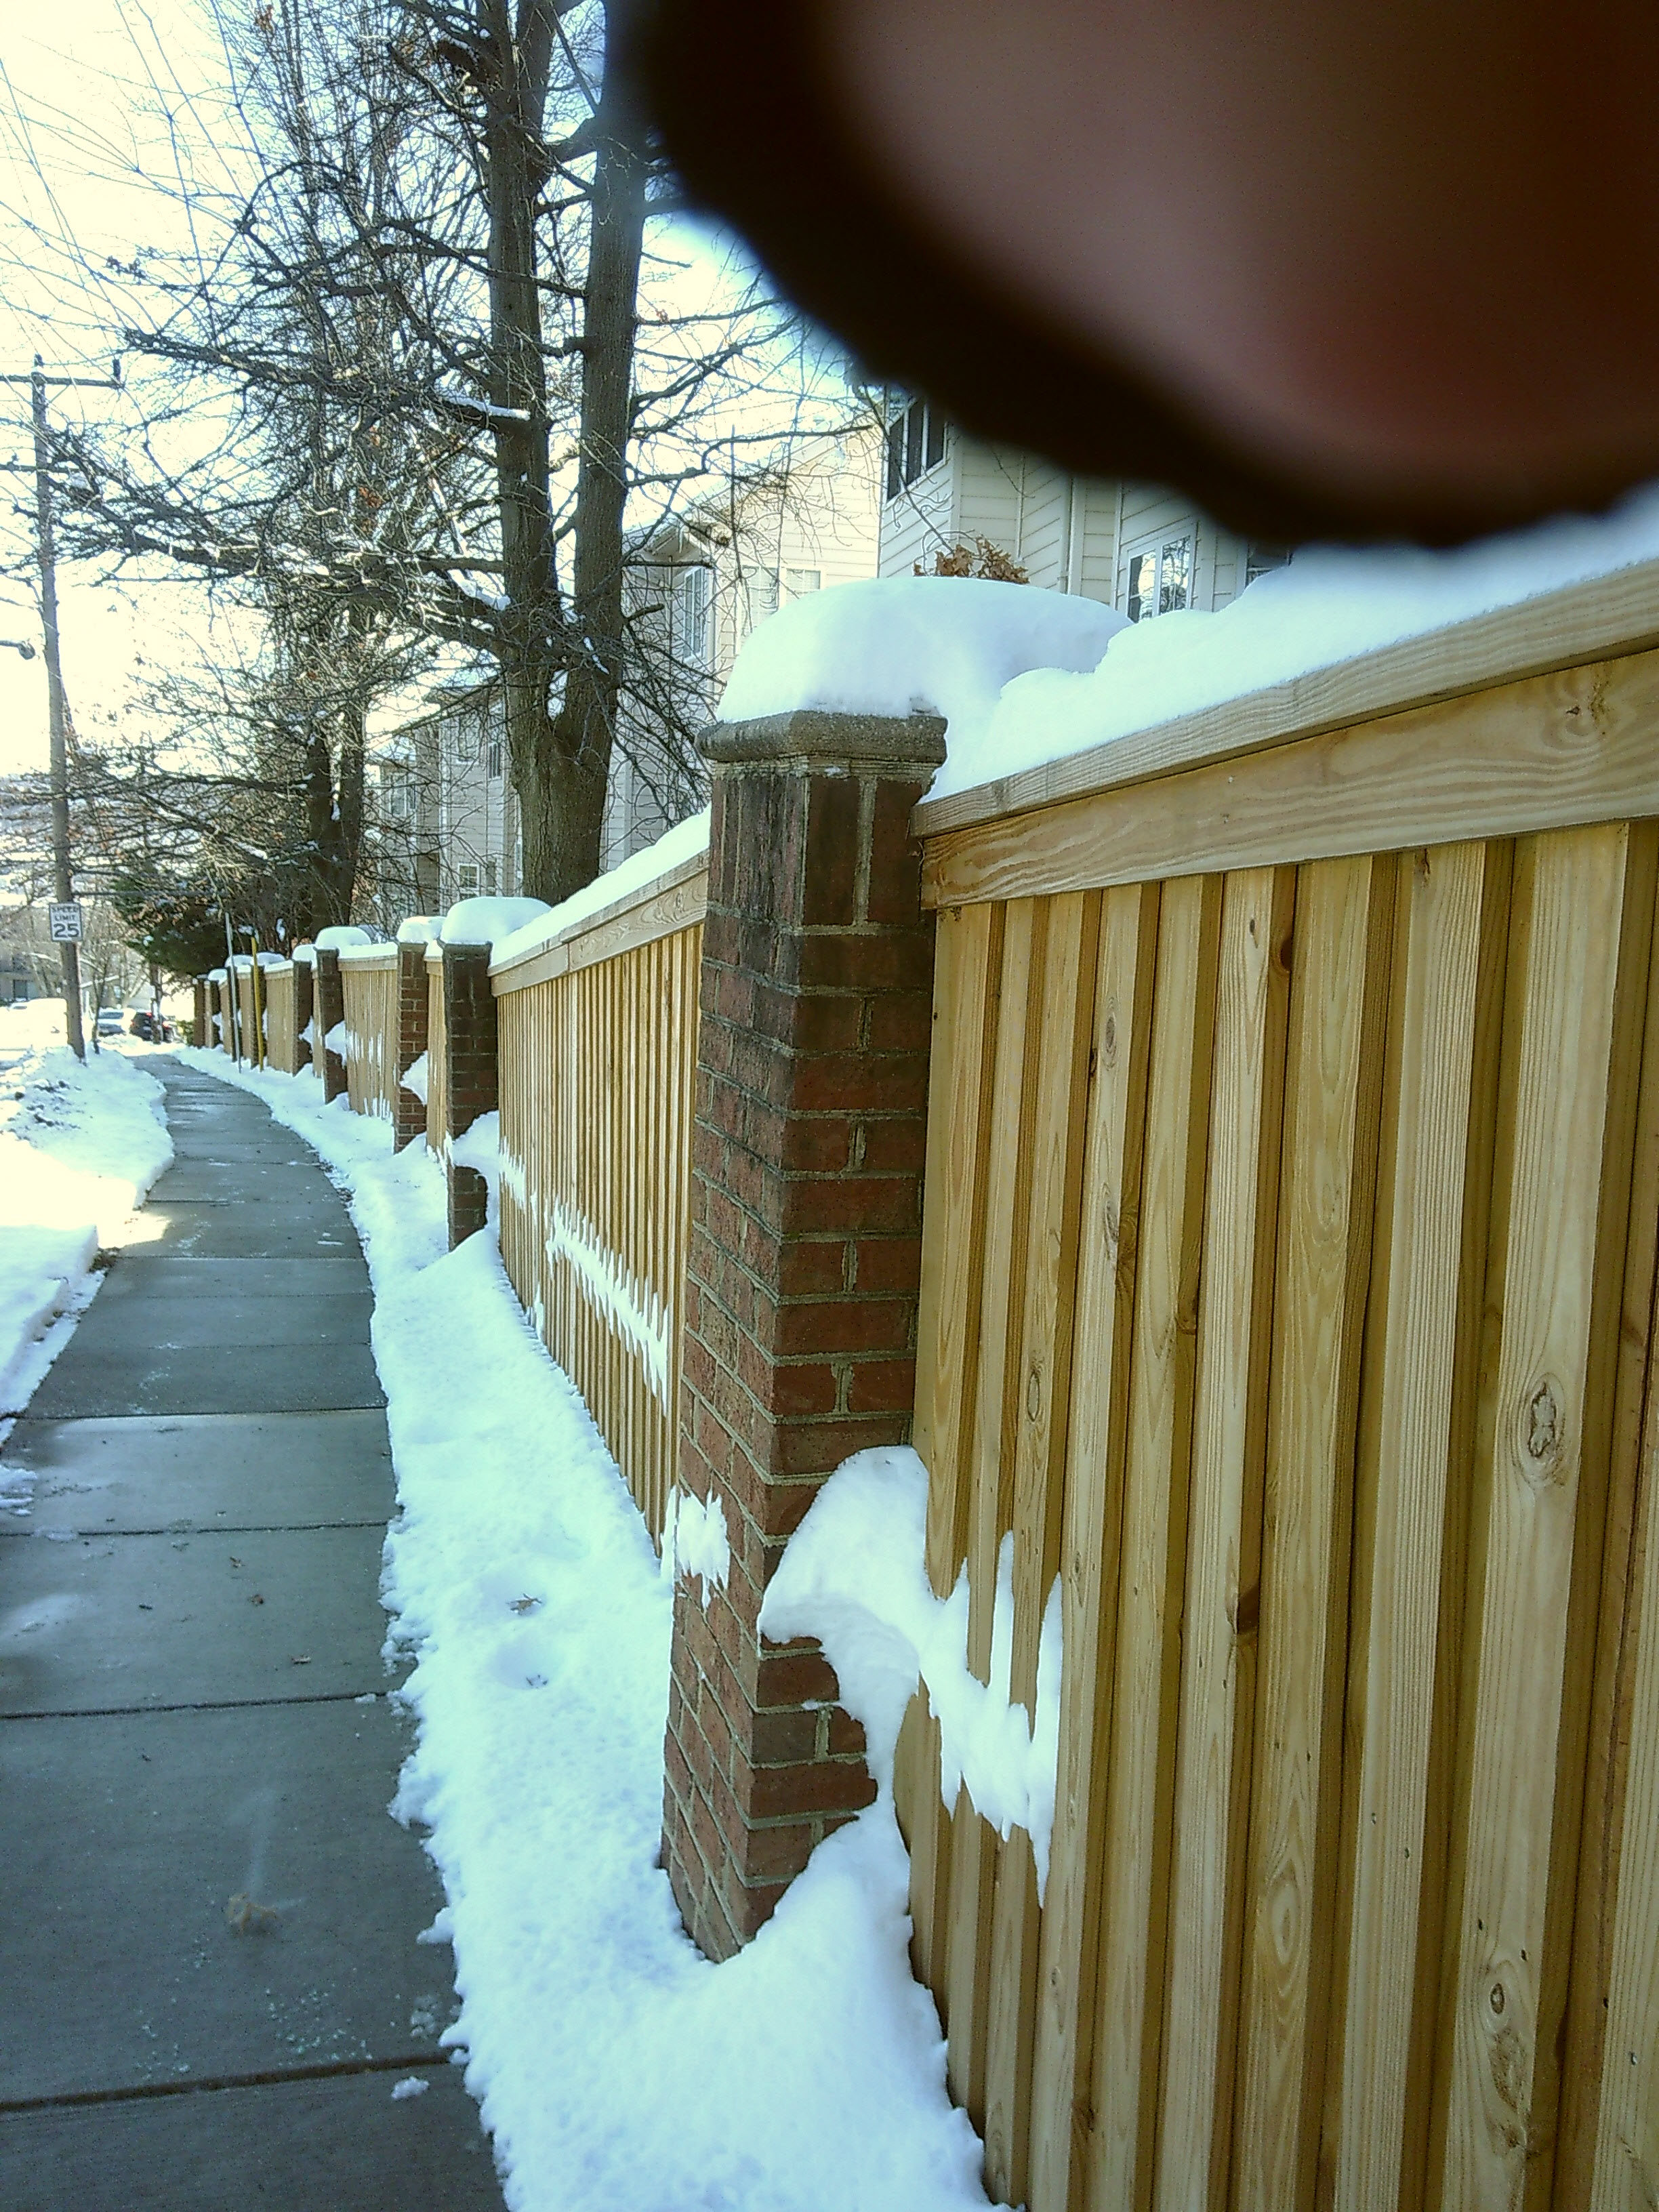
[337,943,398,972]
[491,823,710,994]
[911,552,1659,846]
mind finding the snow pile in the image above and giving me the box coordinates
[401,1051,430,1105]
[439,897,551,950]
[492,812,712,969]
[396,916,443,945]
[177,1046,994,2212]
[761,1450,1064,1893]
[718,577,1125,777]
[314,924,374,951]
[716,485,1659,804]
[0,1004,173,1425]
[324,1022,348,1057]
[293,944,317,967]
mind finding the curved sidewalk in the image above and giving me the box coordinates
[0,1059,502,2209]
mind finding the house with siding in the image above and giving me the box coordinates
[370,430,882,914]
[878,393,1290,619]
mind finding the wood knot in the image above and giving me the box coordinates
[1232,1582,1260,1637]
[1101,1012,1117,1063]
[1526,1380,1562,1467]
[1490,1980,1506,2015]
[1027,1366,1042,1422]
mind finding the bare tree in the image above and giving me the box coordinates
[32,0,854,909]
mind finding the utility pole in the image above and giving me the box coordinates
[1,356,122,1060]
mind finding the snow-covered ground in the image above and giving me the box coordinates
[0,1004,173,1434]
[175,1047,996,2212]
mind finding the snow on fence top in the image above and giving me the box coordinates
[439,896,552,950]
[396,915,443,945]
[716,481,1659,815]
[313,924,373,951]
[490,809,710,972]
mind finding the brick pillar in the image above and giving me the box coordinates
[661,708,945,1961]
[441,942,497,1248]
[314,947,347,1102]
[292,956,314,1078]
[192,977,208,1049]
[394,941,430,1151]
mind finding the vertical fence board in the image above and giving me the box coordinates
[908,899,1006,1998]
[1028,878,1160,2212]
[1155,863,1294,2212]
[1235,853,1395,2211]
[1319,842,1496,2212]
[945,896,1042,2128]
[983,891,1101,2209]
[1083,873,1222,2212]
[1433,824,1651,2211]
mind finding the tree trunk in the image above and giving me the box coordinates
[539,3,649,903]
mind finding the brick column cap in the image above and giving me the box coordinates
[699,708,946,773]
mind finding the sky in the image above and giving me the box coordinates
[0,1,810,787]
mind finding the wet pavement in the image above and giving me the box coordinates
[0,1060,502,2209]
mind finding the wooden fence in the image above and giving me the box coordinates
[492,837,707,1543]
[893,600,1659,2212]
[340,945,399,1122]
[264,960,297,1073]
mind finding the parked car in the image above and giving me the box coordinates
[94,1006,125,1038]
[127,1010,178,1043]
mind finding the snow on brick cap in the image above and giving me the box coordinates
[716,575,1126,775]
[439,896,552,949]
[313,924,373,951]
[291,943,316,966]
[396,915,443,945]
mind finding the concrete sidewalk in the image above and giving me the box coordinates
[0,1061,503,2210]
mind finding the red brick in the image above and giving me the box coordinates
[795,931,935,995]
[774,1297,914,1357]
[852,1119,929,1175]
[733,1818,817,1884]
[863,990,935,1052]
[753,1641,841,1707]
[851,1236,923,1293]
[779,1176,922,1237]
[743,1750,879,1820]
[765,1357,840,1417]
[802,774,861,925]
[827,1707,869,1757]
[776,1238,848,1296]
[846,1356,918,1413]
[790,1050,930,1116]
[750,1703,821,1764]
[772,1416,911,1475]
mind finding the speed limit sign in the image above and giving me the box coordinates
[48,903,83,943]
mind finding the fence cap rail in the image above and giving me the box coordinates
[701,706,947,769]
[491,838,709,992]
[912,552,1659,843]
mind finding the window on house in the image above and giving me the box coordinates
[676,563,712,668]
[453,720,477,762]
[744,567,779,628]
[1122,531,1194,622]
[884,396,947,499]
[384,766,413,821]
[783,567,821,598]
[487,736,502,779]
[457,863,480,896]
[1245,541,1293,587]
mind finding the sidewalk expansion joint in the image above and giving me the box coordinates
[0,1521,388,1539]
[0,2052,451,2116]
[2,1689,401,1721]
